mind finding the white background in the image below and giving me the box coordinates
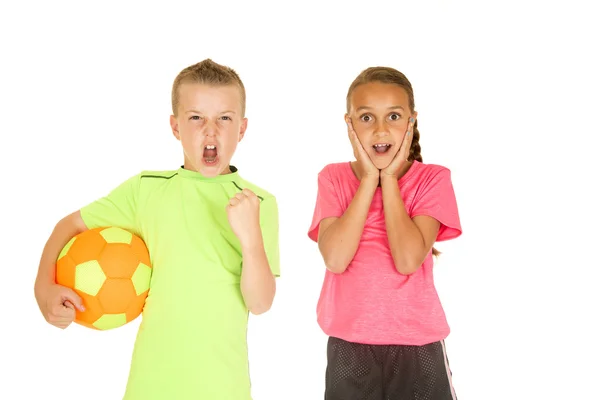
[1,1,599,399]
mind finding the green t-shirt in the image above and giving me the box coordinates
[79,166,280,400]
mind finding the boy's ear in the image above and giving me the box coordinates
[170,115,180,140]
[238,118,248,142]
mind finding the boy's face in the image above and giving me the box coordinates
[346,82,415,170]
[170,83,247,177]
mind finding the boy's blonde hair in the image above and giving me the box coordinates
[171,59,246,117]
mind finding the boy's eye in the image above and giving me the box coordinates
[221,116,231,121]
[190,116,201,121]
[360,114,372,122]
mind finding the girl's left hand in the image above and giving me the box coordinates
[381,116,416,179]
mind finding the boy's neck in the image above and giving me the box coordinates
[181,164,234,176]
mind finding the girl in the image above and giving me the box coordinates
[308,66,462,399]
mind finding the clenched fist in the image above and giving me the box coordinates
[226,188,262,247]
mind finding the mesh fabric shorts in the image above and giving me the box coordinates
[325,336,457,400]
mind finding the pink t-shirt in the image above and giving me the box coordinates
[308,161,462,346]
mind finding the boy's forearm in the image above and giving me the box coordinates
[380,176,427,275]
[240,231,276,315]
[35,212,87,293]
[318,177,378,273]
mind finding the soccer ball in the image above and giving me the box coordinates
[55,227,152,330]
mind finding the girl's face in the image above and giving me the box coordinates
[346,82,415,170]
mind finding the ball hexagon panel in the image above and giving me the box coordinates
[98,243,140,279]
[67,230,107,265]
[131,263,152,295]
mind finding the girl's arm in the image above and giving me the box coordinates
[380,175,440,275]
[317,176,378,274]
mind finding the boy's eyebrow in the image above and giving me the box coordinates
[356,105,405,112]
[185,109,237,114]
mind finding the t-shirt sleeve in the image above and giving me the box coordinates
[260,196,280,277]
[411,168,462,242]
[307,166,344,242]
[79,174,142,237]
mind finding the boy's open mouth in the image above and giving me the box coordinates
[373,143,392,154]
[203,144,218,164]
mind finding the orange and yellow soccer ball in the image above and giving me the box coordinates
[55,227,152,330]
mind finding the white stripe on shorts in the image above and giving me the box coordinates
[441,340,457,400]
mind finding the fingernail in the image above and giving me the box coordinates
[410,117,415,123]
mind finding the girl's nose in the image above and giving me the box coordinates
[374,121,389,137]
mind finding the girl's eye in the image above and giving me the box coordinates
[360,115,372,122]
[389,113,401,121]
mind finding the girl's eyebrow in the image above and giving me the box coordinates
[356,105,405,111]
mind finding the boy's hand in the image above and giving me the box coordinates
[347,118,379,180]
[381,116,416,179]
[227,189,262,247]
[36,283,85,329]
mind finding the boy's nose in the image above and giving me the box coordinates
[204,121,218,136]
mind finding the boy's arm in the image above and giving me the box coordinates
[34,211,87,328]
[317,175,378,274]
[36,173,141,328]
[227,189,276,315]
[240,231,276,315]
[380,175,440,275]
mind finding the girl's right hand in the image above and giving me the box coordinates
[346,117,379,179]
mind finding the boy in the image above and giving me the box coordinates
[33,59,280,399]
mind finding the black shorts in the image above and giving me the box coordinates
[325,336,457,400]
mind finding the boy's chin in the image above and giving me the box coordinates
[189,158,232,177]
